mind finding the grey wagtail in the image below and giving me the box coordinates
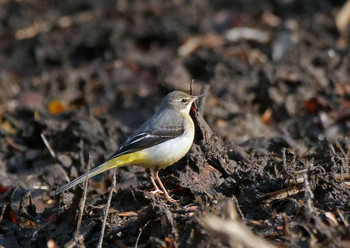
[56,91,203,203]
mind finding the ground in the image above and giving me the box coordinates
[0,0,350,247]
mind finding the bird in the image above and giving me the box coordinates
[55,91,203,203]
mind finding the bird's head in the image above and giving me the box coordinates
[160,91,204,113]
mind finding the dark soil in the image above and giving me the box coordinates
[1,0,350,247]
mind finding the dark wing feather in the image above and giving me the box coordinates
[107,126,184,161]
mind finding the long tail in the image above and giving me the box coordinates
[55,152,143,194]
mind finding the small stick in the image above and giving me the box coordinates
[282,148,287,170]
[10,186,19,203]
[336,141,347,159]
[74,156,92,245]
[200,204,275,248]
[262,172,350,203]
[304,162,315,214]
[63,156,92,248]
[262,185,304,203]
[135,220,151,248]
[337,209,349,227]
[190,79,194,95]
[41,133,70,183]
[97,174,116,248]
[64,221,98,248]
[223,199,239,221]
[41,133,56,158]
[198,84,209,113]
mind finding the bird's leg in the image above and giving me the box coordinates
[153,169,177,203]
[147,169,163,194]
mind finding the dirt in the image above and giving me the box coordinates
[1,0,350,247]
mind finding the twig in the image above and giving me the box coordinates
[135,220,151,248]
[0,204,6,222]
[282,147,287,170]
[282,214,290,237]
[190,79,194,95]
[165,209,179,247]
[337,209,349,227]
[97,174,116,248]
[200,200,275,248]
[262,170,350,203]
[336,0,350,32]
[40,133,56,158]
[330,144,337,155]
[73,155,92,246]
[63,155,92,248]
[10,186,19,203]
[223,199,240,220]
[64,221,98,248]
[41,133,70,183]
[336,141,348,160]
[198,84,209,113]
[232,195,245,221]
[261,185,304,203]
[337,142,350,173]
[304,162,315,214]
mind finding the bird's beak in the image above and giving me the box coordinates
[192,94,205,101]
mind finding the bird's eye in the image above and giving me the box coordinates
[181,98,187,103]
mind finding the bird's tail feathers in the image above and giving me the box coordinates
[55,153,137,194]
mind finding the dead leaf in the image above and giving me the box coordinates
[261,108,273,125]
[48,100,67,115]
[116,211,138,217]
[20,219,39,229]
[0,204,18,224]
[165,237,175,248]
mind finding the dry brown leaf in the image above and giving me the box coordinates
[48,100,67,115]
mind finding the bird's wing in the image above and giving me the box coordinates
[107,126,184,161]
[107,108,186,160]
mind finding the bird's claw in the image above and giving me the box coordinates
[165,194,178,204]
[150,188,164,195]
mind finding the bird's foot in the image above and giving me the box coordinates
[150,188,164,195]
[164,193,177,204]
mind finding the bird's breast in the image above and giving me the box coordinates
[142,115,195,169]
